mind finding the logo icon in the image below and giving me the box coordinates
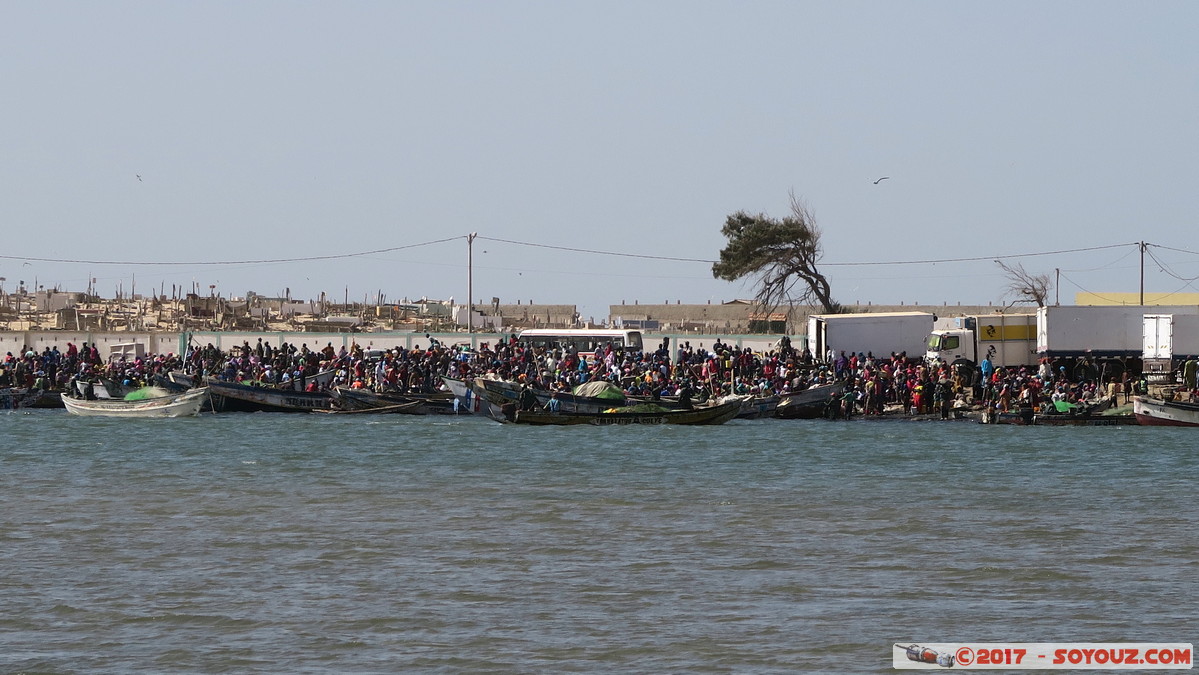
[898,644,956,668]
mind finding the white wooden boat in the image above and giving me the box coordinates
[1133,395,1199,426]
[61,387,210,418]
[721,393,781,419]
[442,377,510,419]
[463,377,693,414]
[774,381,846,419]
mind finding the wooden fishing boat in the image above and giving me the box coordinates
[331,386,464,415]
[1035,412,1137,426]
[507,400,743,426]
[442,376,476,410]
[982,410,1137,426]
[1133,395,1199,426]
[314,400,426,415]
[476,378,634,414]
[465,378,515,419]
[981,400,1137,426]
[204,380,334,413]
[481,377,704,413]
[721,394,781,420]
[73,377,132,400]
[0,387,66,409]
[169,367,339,392]
[980,406,1037,425]
[61,387,210,418]
[774,382,846,419]
[24,388,67,409]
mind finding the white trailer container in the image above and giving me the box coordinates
[1037,305,1199,359]
[807,311,934,362]
[925,313,1037,368]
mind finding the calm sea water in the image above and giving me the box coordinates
[1,411,1195,673]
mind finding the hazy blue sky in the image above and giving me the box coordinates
[3,1,1197,320]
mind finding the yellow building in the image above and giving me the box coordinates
[1074,292,1199,306]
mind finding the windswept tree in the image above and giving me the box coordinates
[712,194,841,315]
[995,259,1052,307]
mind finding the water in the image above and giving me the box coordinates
[1,411,1195,673]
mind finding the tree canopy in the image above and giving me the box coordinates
[712,195,841,315]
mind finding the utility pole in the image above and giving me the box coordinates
[1140,241,1146,306]
[1055,268,1060,306]
[467,232,478,338]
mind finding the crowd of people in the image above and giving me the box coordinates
[0,334,1171,417]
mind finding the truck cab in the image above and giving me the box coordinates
[925,313,1036,369]
[926,329,975,365]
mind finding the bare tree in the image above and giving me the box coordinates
[995,260,1052,308]
[712,193,841,318]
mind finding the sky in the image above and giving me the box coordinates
[3,1,1198,322]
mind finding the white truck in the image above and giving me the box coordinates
[1037,305,1199,358]
[1141,313,1199,381]
[925,313,1037,368]
[1035,305,1199,379]
[807,311,934,362]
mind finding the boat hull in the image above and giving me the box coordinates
[1133,396,1199,426]
[332,387,464,415]
[442,377,498,416]
[61,388,210,418]
[983,409,1137,426]
[1,388,66,409]
[205,380,333,413]
[512,400,742,426]
[1035,413,1137,426]
[723,394,780,420]
[479,378,632,414]
[774,382,846,419]
[316,400,426,415]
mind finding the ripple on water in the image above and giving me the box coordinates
[1,414,1197,671]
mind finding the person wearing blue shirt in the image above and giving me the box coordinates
[980,354,994,382]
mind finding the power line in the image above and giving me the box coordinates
[823,242,1140,266]
[1055,270,1128,304]
[1148,243,1199,256]
[0,236,466,266]
[1146,246,1199,283]
[476,236,715,263]
[0,237,1152,269]
[483,236,1141,267]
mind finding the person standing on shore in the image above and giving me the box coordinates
[1183,357,1198,395]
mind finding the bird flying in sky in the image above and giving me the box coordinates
[873,176,890,184]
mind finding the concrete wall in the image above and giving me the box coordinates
[0,329,800,359]
[608,302,1012,334]
[0,332,183,359]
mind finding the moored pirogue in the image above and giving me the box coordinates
[1133,395,1199,426]
[453,376,743,426]
[506,400,744,426]
[61,387,210,418]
